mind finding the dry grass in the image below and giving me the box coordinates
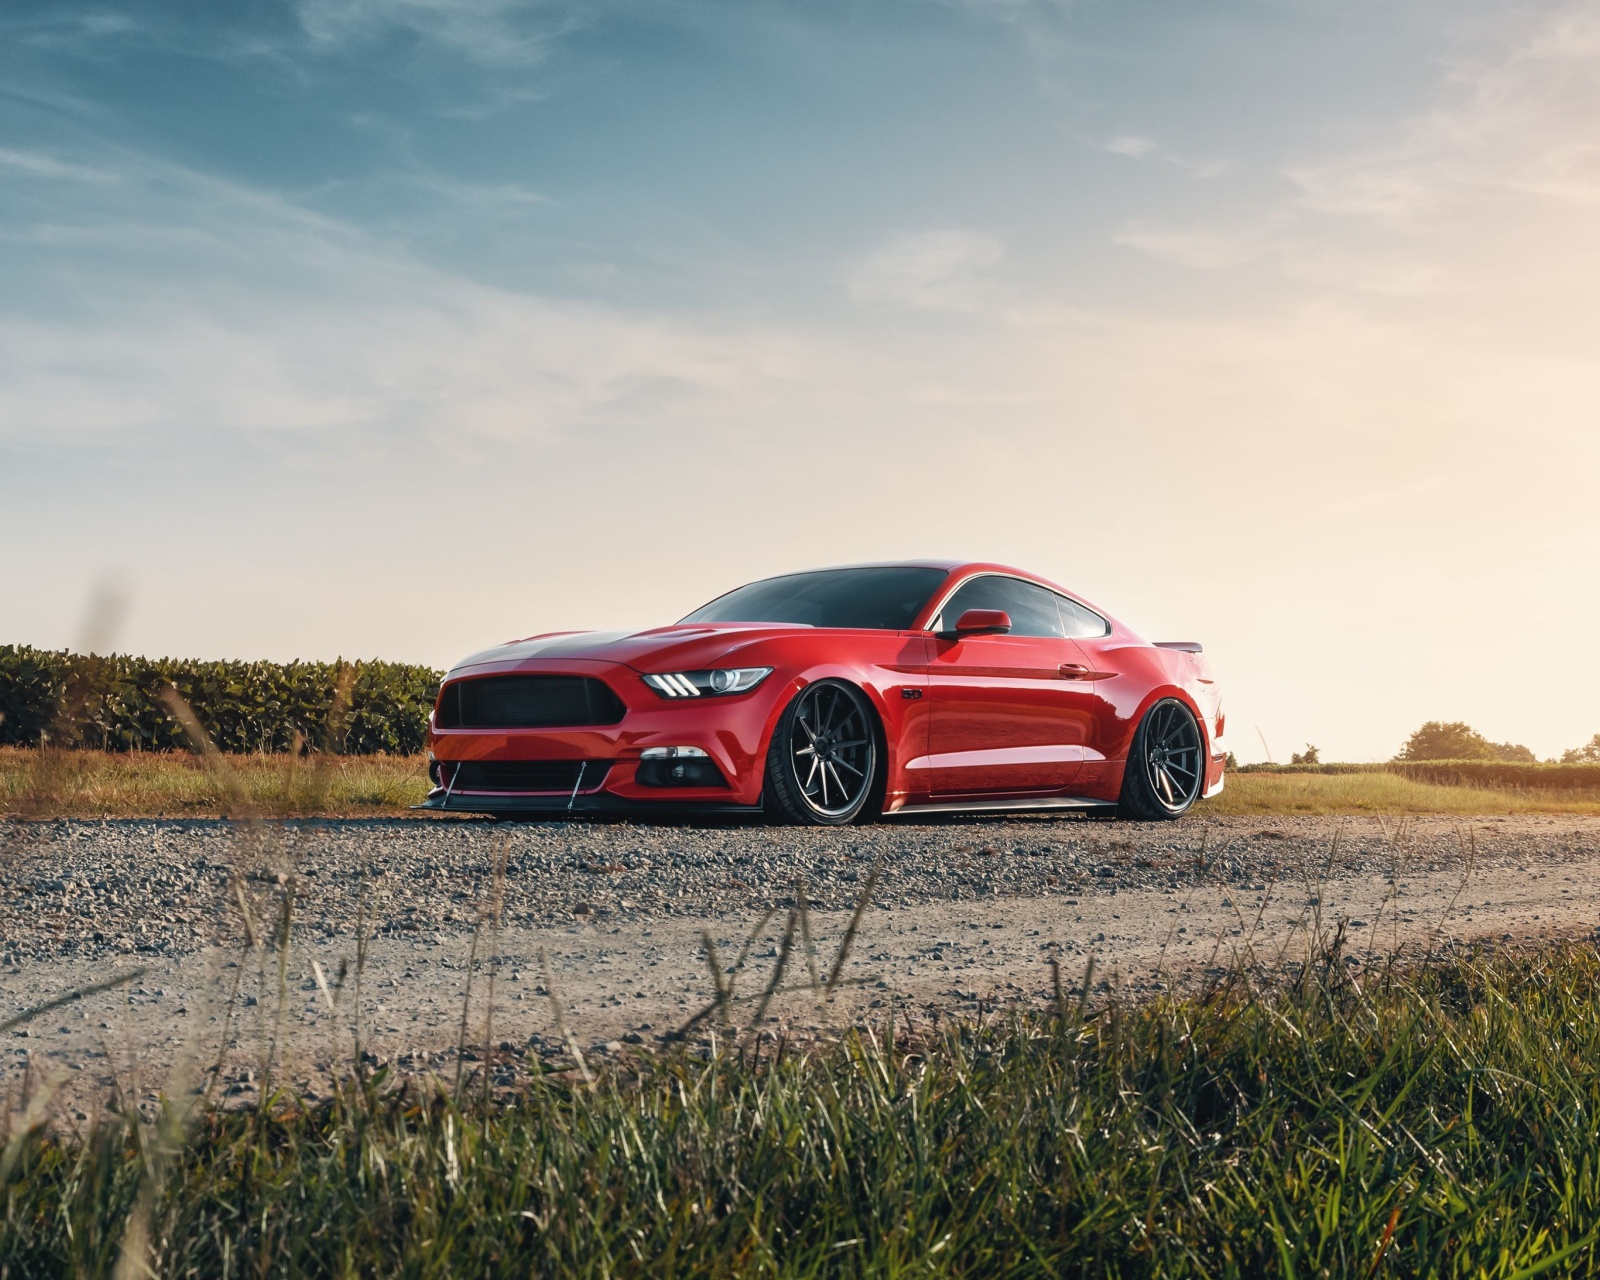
[7,748,1600,819]
[0,746,430,818]
[1210,769,1600,816]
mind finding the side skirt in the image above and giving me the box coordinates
[888,795,1118,818]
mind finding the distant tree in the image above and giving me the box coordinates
[1489,741,1537,764]
[1395,721,1497,762]
[1290,745,1320,765]
[1224,751,1238,769]
[1561,733,1600,764]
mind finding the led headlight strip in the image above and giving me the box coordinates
[642,667,773,698]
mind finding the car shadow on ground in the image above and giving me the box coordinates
[476,809,1127,830]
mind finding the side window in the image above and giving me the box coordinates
[936,576,1067,639]
[1056,595,1110,639]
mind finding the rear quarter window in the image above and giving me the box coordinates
[1056,595,1111,638]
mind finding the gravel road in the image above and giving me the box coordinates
[4,813,1598,1115]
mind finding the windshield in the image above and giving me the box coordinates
[681,566,949,630]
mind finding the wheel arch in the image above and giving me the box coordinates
[753,669,896,814]
[1113,686,1214,784]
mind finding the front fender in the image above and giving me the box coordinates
[748,654,928,809]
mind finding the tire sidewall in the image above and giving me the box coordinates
[764,680,879,826]
[1121,697,1203,821]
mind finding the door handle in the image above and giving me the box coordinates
[1059,663,1089,679]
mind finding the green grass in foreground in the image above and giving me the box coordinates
[7,943,1600,1276]
[4,748,1600,818]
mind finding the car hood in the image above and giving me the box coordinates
[447,623,815,676]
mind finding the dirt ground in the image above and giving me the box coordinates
[4,813,1597,1116]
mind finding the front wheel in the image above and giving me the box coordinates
[1117,698,1205,821]
[763,680,880,825]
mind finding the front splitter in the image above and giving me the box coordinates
[412,791,764,818]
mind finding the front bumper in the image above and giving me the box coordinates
[414,790,762,817]
[422,658,787,816]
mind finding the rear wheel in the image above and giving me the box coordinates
[1117,698,1204,821]
[763,680,880,825]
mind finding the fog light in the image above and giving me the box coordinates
[635,750,727,788]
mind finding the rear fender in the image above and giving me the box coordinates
[1123,686,1213,762]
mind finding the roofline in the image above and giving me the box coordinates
[686,561,1132,636]
[718,560,1090,600]
[737,560,966,574]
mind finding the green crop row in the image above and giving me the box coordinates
[0,646,442,755]
[1238,759,1600,791]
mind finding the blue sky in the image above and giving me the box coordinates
[3,0,1599,760]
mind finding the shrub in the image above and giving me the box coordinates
[1562,733,1600,764]
[1396,721,1534,764]
[0,646,441,755]
[1396,721,1492,761]
[1488,739,1537,763]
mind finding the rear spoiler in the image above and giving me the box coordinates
[1154,641,1204,654]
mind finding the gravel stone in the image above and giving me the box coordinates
[1,812,1596,964]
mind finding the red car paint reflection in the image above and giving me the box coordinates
[421,561,1225,823]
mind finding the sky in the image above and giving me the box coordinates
[2,0,1598,763]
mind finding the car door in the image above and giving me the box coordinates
[1049,592,1123,792]
[925,575,1099,796]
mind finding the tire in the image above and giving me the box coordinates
[1117,698,1205,821]
[763,680,881,825]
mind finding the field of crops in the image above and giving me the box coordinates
[0,646,440,755]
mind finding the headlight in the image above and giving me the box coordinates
[642,667,773,698]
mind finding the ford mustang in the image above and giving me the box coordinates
[420,561,1225,823]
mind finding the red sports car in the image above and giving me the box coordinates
[421,562,1225,823]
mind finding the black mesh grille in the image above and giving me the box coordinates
[448,760,611,792]
[435,676,626,729]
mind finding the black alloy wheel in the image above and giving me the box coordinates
[1117,698,1205,821]
[763,680,879,825]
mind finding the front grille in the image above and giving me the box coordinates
[435,676,626,729]
[447,760,611,793]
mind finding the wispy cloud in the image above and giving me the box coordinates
[1288,9,1600,219]
[1112,4,1600,305]
[0,147,118,183]
[294,0,579,66]
[849,229,1005,311]
[1112,221,1261,270]
[0,143,806,454]
[1098,134,1222,178]
[1102,134,1154,157]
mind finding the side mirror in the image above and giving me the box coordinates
[950,608,1012,639]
